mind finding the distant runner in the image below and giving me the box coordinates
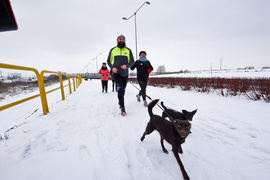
[98,62,110,93]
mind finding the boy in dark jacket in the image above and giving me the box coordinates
[130,51,153,107]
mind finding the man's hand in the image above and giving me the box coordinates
[112,67,118,73]
[121,65,127,70]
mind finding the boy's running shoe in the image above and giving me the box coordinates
[136,94,141,102]
[120,107,126,116]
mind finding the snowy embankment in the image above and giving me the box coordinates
[0,79,270,180]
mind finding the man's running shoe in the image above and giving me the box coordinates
[136,94,141,102]
[120,107,126,116]
[143,100,148,107]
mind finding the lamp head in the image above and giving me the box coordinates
[146,1,150,5]
[122,17,127,20]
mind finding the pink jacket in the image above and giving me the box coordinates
[98,67,110,81]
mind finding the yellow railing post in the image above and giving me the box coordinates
[59,73,65,100]
[73,75,76,92]
[76,76,79,88]
[68,75,72,94]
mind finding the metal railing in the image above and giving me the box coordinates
[0,63,82,115]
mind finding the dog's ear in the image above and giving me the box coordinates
[192,109,198,115]
[182,110,187,114]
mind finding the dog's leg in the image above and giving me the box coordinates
[172,148,190,180]
[161,112,167,119]
[160,136,168,154]
[178,145,183,154]
[140,132,146,141]
[141,122,155,141]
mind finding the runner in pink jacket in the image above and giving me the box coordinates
[98,62,110,93]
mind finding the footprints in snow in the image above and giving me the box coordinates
[201,118,257,139]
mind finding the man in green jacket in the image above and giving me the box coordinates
[107,34,134,116]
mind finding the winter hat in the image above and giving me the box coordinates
[117,34,125,39]
[139,51,147,56]
[102,62,106,65]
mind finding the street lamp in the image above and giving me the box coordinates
[92,53,102,74]
[122,1,150,60]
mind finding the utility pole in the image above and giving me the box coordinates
[220,58,223,70]
[210,62,213,78]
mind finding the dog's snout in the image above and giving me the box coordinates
[180,131,188,138]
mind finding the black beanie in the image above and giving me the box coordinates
[139,51,147,56]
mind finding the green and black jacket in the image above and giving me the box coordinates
[107,46,135,77]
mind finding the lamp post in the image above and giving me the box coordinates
[220,58,223,70]
[92,53,102,74]
[122,1,150,60]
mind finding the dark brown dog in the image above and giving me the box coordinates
[141,99,191,180]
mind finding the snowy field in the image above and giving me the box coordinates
[0,78,270,180]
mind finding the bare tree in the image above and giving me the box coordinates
[156,65,166,74]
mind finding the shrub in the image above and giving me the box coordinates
[129,77,270,103]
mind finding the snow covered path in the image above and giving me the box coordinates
[0,79,270,180]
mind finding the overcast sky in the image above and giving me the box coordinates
[1,0,270,75]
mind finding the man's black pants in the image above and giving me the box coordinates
[113,74,128,108]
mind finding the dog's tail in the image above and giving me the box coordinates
[160,101,167,110]
[148,99,159,117]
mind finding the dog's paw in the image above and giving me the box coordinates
[162,148,168,154]
[178,146,183,154]
[184,174,190,180]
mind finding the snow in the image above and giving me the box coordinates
[1,78,270,180]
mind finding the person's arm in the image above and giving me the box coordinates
[98,69,102,76]
[126,49,135,69]
[107,48,114,70]
[107,48,119,73]
[149,61,154,71]
[106,69,110,76]
[130,61,137,70]
[147,61,153,73]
